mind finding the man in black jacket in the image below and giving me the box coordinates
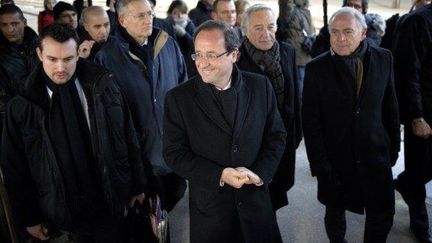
[236,4,301,211]
[393,3,432,242]
[189,0,214,27]
[0,4,39,95]
[1,23,147,243]
[303,7,400,243]
[163,20,286,243]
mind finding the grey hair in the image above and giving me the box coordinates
[328,6,367,32]
[116,0,149,17]
[241,4,275,34]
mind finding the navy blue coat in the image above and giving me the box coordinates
[95,28,187,175]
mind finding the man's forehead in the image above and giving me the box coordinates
[0,13,24,23]
[249,10,274,23]
[87,15,109,24]
[126,0,151,12]
[59,10,77,16]
[216,1,235,11]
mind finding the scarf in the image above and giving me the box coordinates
[331,41,368,97]
[43,71,105,221]
[243,38,285,108]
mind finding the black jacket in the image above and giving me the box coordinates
[163,67,286,243]
[0,26,39,94]
[302,43,400,213]
[393,4,432,124]
[188,1,212,27]
[1,59,147,230]
[237,41,301,210]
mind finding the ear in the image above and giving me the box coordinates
[211,11,217,20]
[36,47,43,61]
[118,14,127,28]
[230,49,239,63]
[360,27,367,40]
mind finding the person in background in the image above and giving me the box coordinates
[212,0,243,40]
[73,0,92,22]
[53,1,78,30]
[78,6,110,61]
[0,0,14,6]
[148,0,174,37]
[364,12,385,46]
[166,0,197,77]
[0,4,39,94]
[234,0,250,27]
[106,0,117,34]
[38,0,57,33]
[237,4,301,211]
[303,7,400,243]
[189,0,214,27]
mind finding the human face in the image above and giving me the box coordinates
[84,14,110,43]
[194,29,237,89]
[171,8,186,19]
[213,1,236,27]
[46,0,57,11]
[58,10,78,29]
[345,0,363,13]
[235,2,250,27]
[119,0,153,44]
[330,13,366,56]
[245,10,276,51]
[37,37,79,85]
[0,13,26,44]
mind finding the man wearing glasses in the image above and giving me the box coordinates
[95,0,187,218]
[163,20,286,243]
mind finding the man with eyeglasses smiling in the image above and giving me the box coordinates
[163,20,286,243]
[94,0,188,224]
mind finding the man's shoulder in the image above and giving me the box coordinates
[368,45,392,60]
[167,78,196,98]
[306,51,330,67]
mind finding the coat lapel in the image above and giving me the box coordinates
[233,68,250,139]
[193,79,232,134]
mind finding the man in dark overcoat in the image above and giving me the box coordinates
[236,4,301,211]
[302,7,400,243]
[163,20,286,243]
[392,3,432,242]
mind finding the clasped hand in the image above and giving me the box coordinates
[221,167,262,189]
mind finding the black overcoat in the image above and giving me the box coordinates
[237,41,301,210]
[302,44,400,213]
[163,67,286,243]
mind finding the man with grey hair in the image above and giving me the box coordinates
[303,7,400,242]
[237,4,301,212]
[95,0,187,218]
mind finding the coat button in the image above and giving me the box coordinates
[233,145,239,153]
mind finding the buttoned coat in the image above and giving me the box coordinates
[302,44,400,213]
[163,67,286,243]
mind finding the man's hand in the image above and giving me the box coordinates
[26,224,49,240]
[236,167,263,185]
[78,40,96,58]
[412,118,431,139]
[129,192,145,207]
[221,168,249,188]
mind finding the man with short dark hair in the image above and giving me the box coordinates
[212,0,242,39]
[1,23,147,242]
[0,4,39,94]
[164,20,286,243]
[53,1,78,29]
[303,7,400,243]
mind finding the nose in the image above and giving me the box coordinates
[55,61,66,72]
[337,32,346,41]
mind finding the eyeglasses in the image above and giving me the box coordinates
[129,11,155,21]
[191,51,230,61]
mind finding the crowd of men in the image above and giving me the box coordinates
[0,0,431,242]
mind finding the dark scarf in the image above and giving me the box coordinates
[119,26,155,83]
[43,71,105,221]
[331,41,368,97]
[243,38,285,108]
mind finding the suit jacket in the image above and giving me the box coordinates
[237,40,301,210]
[163,66,286,243]
[302,43,400,213]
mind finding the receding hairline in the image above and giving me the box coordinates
[81,6,109,24]
[117,0,151,17]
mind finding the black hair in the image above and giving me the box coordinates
[342,0,368,14]
[0,4,24,19]
[194,20,240,52]
[38,23,80,51]
[167,0,188,15]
